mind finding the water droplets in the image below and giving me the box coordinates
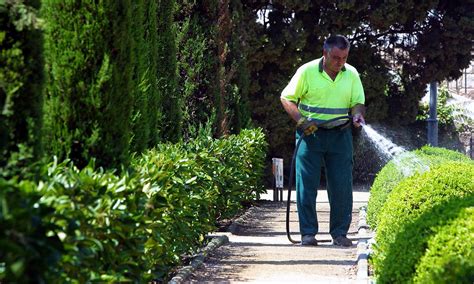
[362,124,429,177]
[362,125,406,159]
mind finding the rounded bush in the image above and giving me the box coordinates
[413,207,474,283]
[372,162,474,283]
[367,146,471,228]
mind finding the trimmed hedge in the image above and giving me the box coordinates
[367,146,471,228]
[38,161,148,282]
[413,207,474,283]
[372,162,474,283]
[0,128,267,282]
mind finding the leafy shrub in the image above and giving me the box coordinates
[413,207,474,283]
[38,159,151,282]
[372,162,474,283]
[367,146,471,228]
[132,143,222,277]
[417,146,471,162]
[0,128,267,282]
[0,178,62,283]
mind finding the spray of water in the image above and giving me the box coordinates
[361,124,430,177]
[362,125,406,158]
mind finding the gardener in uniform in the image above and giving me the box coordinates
[280,35,365,247]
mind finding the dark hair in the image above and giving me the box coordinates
[323,35,350,51]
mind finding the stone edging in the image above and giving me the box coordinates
[168,235,229,284]
[168,205,258,283]
[356,205,374,283]
[228,206,259,235]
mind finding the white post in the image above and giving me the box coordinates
[272,158,284,201]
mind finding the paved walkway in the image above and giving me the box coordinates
[183,186,371,283]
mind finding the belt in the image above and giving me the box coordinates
[318,121,351,131]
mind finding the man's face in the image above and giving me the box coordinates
[323,47,349,74]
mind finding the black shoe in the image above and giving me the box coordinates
[301,235,318,246]
[333,235,352,247]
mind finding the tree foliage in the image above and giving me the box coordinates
[240,0,473,174]
[41,1,178,169]
[42,1,134,169]
[157,0,179,142]
[0,0,43,170]
[175,0,252,139]
[1,0,472,175]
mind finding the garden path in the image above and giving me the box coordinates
[183,185,371,283]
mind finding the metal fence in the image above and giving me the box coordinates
[445,60,474,98]
[443,58,474,159]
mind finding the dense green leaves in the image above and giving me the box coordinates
[42,1,134,169]
[157,0,179,142]
[367,146,471,228]
[0,0,44,171]
[0,128,267,282]
[413,207,474,283]
[0,178,62,283]
[372,162,474,283]
[176,0,253,139]
[41,1,180,168]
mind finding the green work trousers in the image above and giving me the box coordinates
[295,127,353,238]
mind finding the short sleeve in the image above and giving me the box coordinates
[281,66,307,103]
[350,72,365,107]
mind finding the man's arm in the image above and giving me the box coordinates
[281,98,302,123]
[351,103,366,127]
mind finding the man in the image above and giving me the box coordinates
[280,35,365,247]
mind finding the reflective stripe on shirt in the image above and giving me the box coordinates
[299,104,349,115]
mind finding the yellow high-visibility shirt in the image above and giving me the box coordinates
[281,57,365,125]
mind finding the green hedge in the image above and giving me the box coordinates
[0,128,267,282]
[367,146,471,228]
[413,207,474,283]
[38,161,148,282]
[372,162,474,283]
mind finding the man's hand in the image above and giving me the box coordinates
[352,113,365,128]
[297,117,318,136]
[351,104,366,128]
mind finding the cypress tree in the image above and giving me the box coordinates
[175,0,252,138]
[216,0,231,137]
[98,1,133,167]
[157,0,180,142]
[145,0,161,147]
[129,0,149,154]
[227,0,252,133]
[42,1,133,169]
